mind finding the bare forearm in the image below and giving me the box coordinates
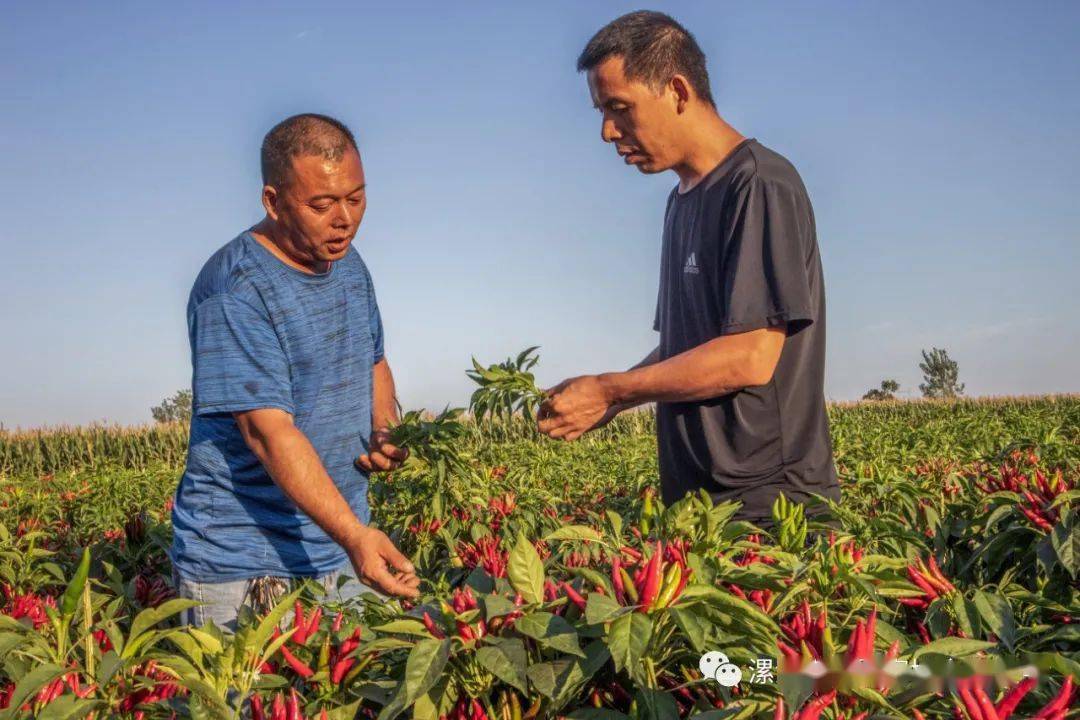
[600,329,783,406]
[240,414,367,546]
[611,346,661,412]
[372,357,399,430]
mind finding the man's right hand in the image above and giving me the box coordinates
[344,526,421,599]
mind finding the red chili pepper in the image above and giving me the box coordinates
[331,656,356,685]
[995,676,1036,718]
[423,611,446,639]
[286,689,301,720]
[913,710,927,720]
[639,542,663,610]
[773,697,785,720]
[612,557,626,604]
[794,690,836,720]
[777,640,801,671]
[304,606,322,641]
[863,606,878,658]
[271,692,287,720]
[957,677,987,720]
[292,601,308,644]
[250,693,266,720]
[1033,676,1074,720]
[332,611,344,633]
[973,678,1002,720]
[926,556,956,593]
[1020,505,1055,532]
[279,644,314,678]
[562,582,587,612]
[907,565,940,599]
[846,621,865,665]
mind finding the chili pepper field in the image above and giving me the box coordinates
[0,355,1077,720]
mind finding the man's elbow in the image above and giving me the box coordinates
[740,360,777,388]
[739,333,785,387]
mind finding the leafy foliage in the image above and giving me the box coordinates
[150,389,192,425]
[919,348,965,399]
[862,379,899,401]
[467,347,545,424]
[0,351,1077,718]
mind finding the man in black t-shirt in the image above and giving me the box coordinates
[537,11,839,524]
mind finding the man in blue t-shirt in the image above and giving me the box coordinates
[171,113,420,629]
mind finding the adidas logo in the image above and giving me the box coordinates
[684,252,700,274]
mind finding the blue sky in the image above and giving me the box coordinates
[2,1,1078,427]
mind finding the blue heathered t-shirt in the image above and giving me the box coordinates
[170,230,383,582]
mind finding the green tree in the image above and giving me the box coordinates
[862,379,900,401]
[151,389,192,424]
[918,348,964,398]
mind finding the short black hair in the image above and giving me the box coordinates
[577,10,715,107]
[260,113,359,188]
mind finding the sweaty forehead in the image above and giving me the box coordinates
[289,150,365,195]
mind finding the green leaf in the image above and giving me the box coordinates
[59,548,91,617]
[174,674,232,718]
[632,688,679,720]
[605,611,652,674]
[412,677,452,720]
[403,638,452,705]
[481,594,517,621]
[36,695,104,720]
[668,606,716,655]
[372,618,431,636]
[0,633,24,659]
[95,650,123,687]
[951,593,978,639]
[321,700,364,720]
[585,592,631,625]
[525,640,609,708]
[0,663,67,720]
[508,532,545,604]
[567,710,630,720]
[544,525,604,543]
[911,637,996,660]
[973,590,1016,652]
[681,586,780,635]
[123,597,201,659]
[248,587,304,661]
[1050,517,1077,578]
[476,642,528,693]
[515,611,584,657]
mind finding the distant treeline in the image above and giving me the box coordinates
[1,395,1077,478]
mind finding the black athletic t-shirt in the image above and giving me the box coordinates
[653,138,839,520]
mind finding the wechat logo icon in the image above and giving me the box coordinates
[699,651,743,688]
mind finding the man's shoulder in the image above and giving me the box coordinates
[735,140,809,197]
[188,232,265,313]
[337,246,375,287]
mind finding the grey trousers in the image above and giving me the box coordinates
[172,566,385,631]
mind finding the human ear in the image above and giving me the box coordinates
[670,75,692,113]
[262,185,280,221]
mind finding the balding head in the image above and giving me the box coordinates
[260,113,359,189]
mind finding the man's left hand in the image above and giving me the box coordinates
[356,428,408,472]
[537,375,613,441]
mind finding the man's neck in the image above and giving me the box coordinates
[671,112,746,194]
[250,220,329,275]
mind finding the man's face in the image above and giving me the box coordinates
[270,148,367,265]
[587,55,682,174]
